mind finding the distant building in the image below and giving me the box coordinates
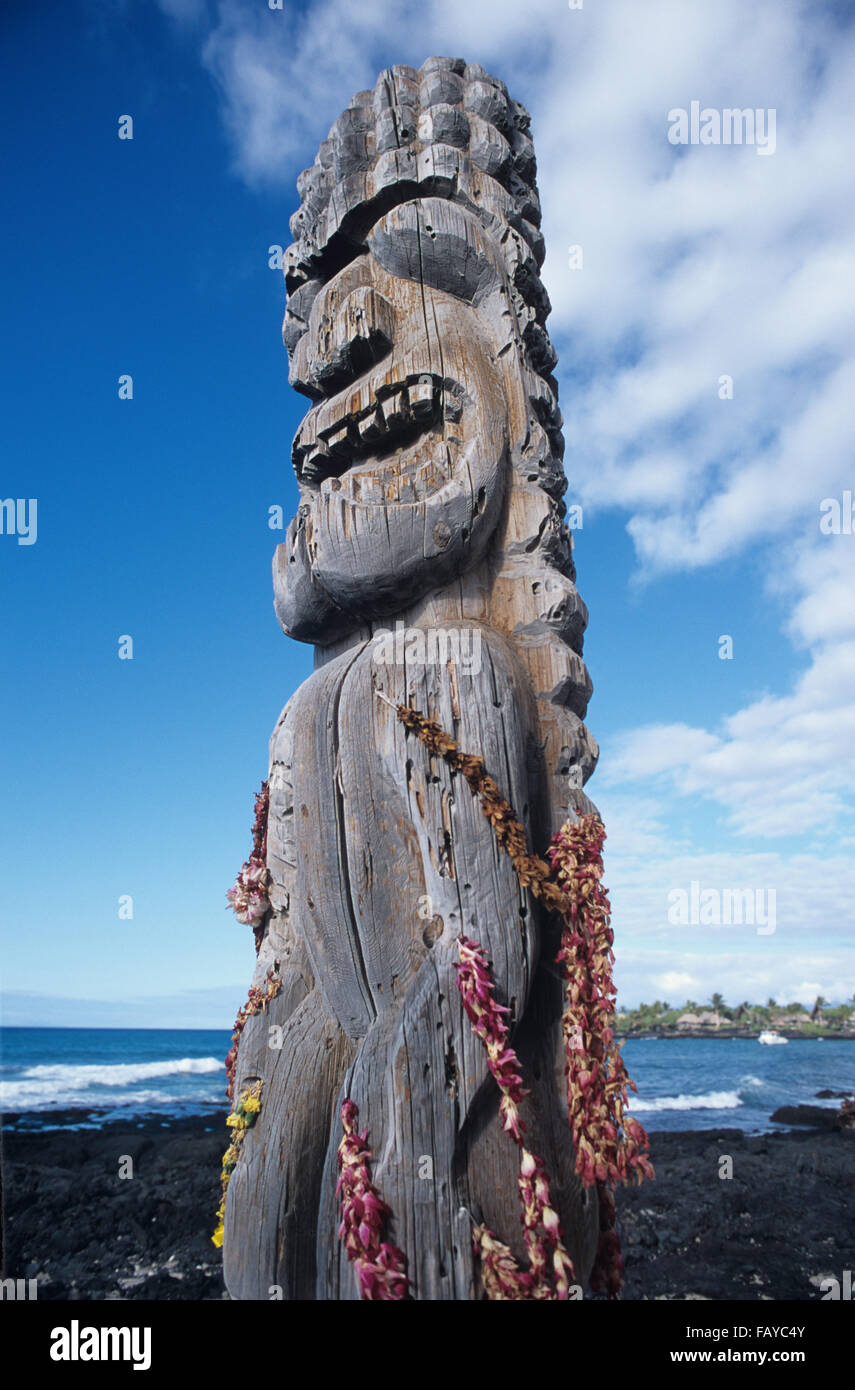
[676,1011,720,1029]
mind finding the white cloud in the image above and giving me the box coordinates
[200,0,404,182]
[602,538,855,838]
[613,948,855,1011]
[195,0,854,596]
[597,780,855,1004]
[177,0,855,996]
[655,971,700,997]
[195,0,854,584]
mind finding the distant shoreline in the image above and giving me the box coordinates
[618,1029,855,1041]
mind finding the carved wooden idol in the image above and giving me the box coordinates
[223,56,604,1301]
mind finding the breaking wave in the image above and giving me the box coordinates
[630,1089,744,1113]
[0,1057,224,1110]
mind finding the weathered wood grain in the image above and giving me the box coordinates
[224,56,601,1300]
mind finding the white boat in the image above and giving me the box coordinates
[758,1030,788,1045]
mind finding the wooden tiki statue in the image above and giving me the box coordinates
[223,56,602,1300]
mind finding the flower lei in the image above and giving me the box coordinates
[456,937,578,1299]
[226,781,271,950]
[336,1099,409,1300]
[224,970,282,1103]
[212,1080,263,1249]
[548,817,654,1295]
[384,697,653,1298]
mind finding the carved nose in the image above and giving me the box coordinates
[308,286,394,396]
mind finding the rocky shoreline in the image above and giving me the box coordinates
[2,1109,853,1300]
[2,1111,228,1301]
[614,1125,854,1300]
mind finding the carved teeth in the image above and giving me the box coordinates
[382,389,410,431]
[293,374,445,482]
[408,377,434,421]
[357,408,387,445]
[302,442,332,482]
[324,422,353,458]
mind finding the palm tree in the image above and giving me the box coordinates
[811,995,826,1022]
[710,992,725,1027]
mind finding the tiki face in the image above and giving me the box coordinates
[274,199,526,642]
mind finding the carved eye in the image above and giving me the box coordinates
[368,198,501,305]
[311,286,394,396]
[287,277,395,400]
[282,277,321,368]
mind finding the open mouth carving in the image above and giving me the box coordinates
[293,372,464,484]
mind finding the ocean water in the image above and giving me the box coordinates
[0,1027,232,1130]
[622,1036,855,1132]
[1,1028,852,1134]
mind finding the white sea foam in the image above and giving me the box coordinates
[629,1090,744,1113]
[20,1057,223,1084]
[0,1057,224,1110]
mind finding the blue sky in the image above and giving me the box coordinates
[2,0,854,1026]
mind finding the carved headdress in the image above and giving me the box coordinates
[275,55,595,809]
[284,58,559,404]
